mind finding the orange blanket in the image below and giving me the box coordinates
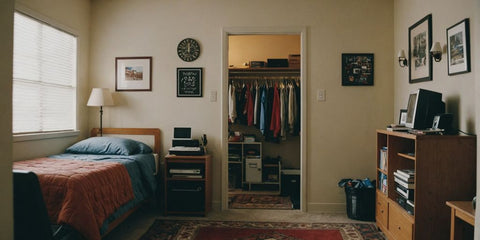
[14,158,134,240]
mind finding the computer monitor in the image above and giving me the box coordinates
[405,89,445,130]
[173,127,191,139]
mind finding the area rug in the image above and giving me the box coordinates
[229,194,293,209]
[139,220,386,240]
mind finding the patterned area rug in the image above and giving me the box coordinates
[229,194,293,209]
[139,220,386,240]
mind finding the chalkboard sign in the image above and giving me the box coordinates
[177,68,202,97]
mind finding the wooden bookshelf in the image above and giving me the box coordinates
[375,130,476,240]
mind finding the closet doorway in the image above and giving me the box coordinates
[221,28,307,212]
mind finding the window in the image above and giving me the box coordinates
[13,12,77,134]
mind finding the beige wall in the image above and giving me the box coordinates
[0,0,14,238]
[476,0,480,236]
[12,0,91,161]
[393,0,476,131]
[228,35,301,67]
[90,0,394,211]
[394,0,479,236]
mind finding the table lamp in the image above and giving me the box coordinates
[87,88,114,136]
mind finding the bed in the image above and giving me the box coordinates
[13,128,161,240]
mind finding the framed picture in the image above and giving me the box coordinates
[177,68,202,97]
[409,14,432,83]
[115,57,152,91]
[447,18,471,75]
[399,109,408,125]
[341,53,374,86]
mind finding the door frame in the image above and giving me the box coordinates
[220,26,308,211]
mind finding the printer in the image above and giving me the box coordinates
[168,127,205,156]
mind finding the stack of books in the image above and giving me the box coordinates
[394,169,415,214]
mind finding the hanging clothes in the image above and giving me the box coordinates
[235,84,247,124]
[288,83,296,132]
[280,84,287,140]
[228,84,237,123]
[293,81,301,135]
[254,83,260,126]
[228,76,300,143]
[259,86,266,134]
[270,83,281,138]
[243,83,254,126]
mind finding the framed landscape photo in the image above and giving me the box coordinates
[409,14,432,83]
[341,53,374,86]
[447,18,471,75]
[115,57,152,91]
[177,68,202,97]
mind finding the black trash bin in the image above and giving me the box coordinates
[344,185,376,221]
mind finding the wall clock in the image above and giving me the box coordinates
[177,38,200,62]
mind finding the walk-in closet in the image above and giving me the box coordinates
[227,35,301,210]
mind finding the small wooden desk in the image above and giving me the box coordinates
[446,201,475,240]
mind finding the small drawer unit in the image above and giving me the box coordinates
[164,154,211,216]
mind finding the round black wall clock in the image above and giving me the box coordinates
[177,38,200,62]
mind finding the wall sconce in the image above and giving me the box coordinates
[430,42,442,62]
[398,50,408,67]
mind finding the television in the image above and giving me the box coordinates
[405,89,445,130]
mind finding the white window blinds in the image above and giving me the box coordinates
[13,12,77,134]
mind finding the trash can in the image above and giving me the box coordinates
[281,169,300,209]
[339,178,376,221]
[344,185,375,221]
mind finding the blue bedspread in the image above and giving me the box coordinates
[49,153,158,234]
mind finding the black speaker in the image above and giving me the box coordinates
[432,113,453,131]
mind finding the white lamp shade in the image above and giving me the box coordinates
[87,88,114,107]
[430,42,442,53]
[398,50,406,58]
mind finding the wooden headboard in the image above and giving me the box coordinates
[90,128,161,155]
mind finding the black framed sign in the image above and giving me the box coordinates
[409,14,432,83]
[341,53,374,86]
[447,18,471,75]
[177,68,202,97]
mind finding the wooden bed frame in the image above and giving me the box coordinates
[89,127,161,237]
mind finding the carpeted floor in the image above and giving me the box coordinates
[229,194,294,209]
[139,220,386,240]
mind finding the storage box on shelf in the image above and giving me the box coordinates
[375,130,475,240]
[228,141,281,193]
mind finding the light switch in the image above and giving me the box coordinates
[317,89,326,102]
[210,90,217,102]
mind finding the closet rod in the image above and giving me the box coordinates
[229,71,299,75]
[229,76,299,80]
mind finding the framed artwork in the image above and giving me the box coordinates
[341,53,374,86]
[399,109,408,125]
[115,57,152,91]
[177,68,202,97]
[409,14,432,83]
[447,18,471,75]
